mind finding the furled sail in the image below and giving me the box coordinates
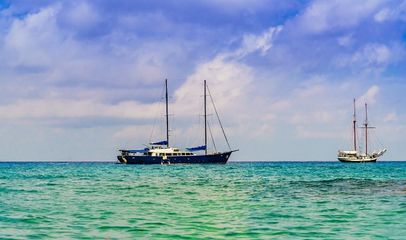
[150,140,168,145]
[186,145,207,151]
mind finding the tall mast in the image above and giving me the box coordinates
[353,99,357,151]
[364,103,368,155]
[165,79,169,148]
[204,80,207,155]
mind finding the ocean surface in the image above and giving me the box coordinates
[1,161,406,239]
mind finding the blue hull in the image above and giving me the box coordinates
[117,151,233,164]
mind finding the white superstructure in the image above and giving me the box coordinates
[121,146,194,157]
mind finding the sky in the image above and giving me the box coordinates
[0,0,406,161]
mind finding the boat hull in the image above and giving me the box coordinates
[117,151,233,164]
[338,157,377,163]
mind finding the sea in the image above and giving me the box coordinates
[1,161,405,239]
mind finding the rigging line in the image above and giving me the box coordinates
[371,136,379,151]
[149,82,166,143]
[376,135,384,149]
[371,130,384,151]
[367,115,384,149]
[206,85,232,151]
[207,120,217,153]
[374,127,385,148]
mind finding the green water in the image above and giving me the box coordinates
[1,162,406,239]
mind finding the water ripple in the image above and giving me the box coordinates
[0,162,405,239]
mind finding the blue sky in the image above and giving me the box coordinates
[0,0,405,161]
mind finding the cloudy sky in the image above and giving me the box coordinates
[0,0,405,161]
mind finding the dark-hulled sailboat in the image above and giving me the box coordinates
[338,99,387,163]
[117,79,238,164]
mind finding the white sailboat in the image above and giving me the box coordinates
[338,99,387,163]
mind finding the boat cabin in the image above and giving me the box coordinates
[120,147,194,157]
[338,150,357,157]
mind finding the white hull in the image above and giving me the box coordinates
[338,156,377,163]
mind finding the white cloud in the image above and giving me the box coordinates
[166,23,287,140]
[0,3,202,103]
[174,56,253,115]
[337,34,353,47]
[352,44,391,65]
[264,78,383,141]
[204,0,267,12]
[0,99,161,120]
[357,85,380,105]
[335,43,404,74]
[374,8,391,22]
[295,125,347,139]
[3,5,63,67]
[113,125,155,141]
[373,2,406,23]
[384,112,398,122]
[62,1,101,30]
[237,26,283,57]
[295,0,384,34]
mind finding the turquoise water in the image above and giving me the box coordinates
[1,162,406,239]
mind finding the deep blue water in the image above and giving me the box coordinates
[1,161,405,239]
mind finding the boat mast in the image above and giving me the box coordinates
[165,79,169,148]
[353,99,357,151]
[204,80,207,155]
[364,103,368,155]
